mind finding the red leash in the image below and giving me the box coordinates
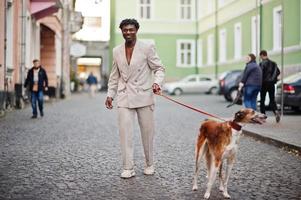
[157,93,227,122]
[157,93,242,130]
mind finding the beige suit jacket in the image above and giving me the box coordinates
[107,40,165,108]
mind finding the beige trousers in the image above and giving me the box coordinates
[118,106,155,170]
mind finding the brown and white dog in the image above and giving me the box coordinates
[192,108,267,199]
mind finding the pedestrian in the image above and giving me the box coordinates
[259,50,281,123]
[238,54,262,110]
[105,18,165,178]
[24,59,48,118]
[86,72,98,97]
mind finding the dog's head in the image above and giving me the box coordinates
[233,108,267,124]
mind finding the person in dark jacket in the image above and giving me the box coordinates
[259,50,281,123]
[24,59,48,118]
[86,72,98,97]
[239,54,262,110]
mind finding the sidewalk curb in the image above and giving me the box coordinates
[242,129,301,156]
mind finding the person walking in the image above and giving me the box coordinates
[259,50,281,123]
[86,72,98,97]
[238,54,262,110]
[24,59,48,118]
[105,18,165,178]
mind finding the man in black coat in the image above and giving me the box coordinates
[259,50,281,123]
[24,59,48,118]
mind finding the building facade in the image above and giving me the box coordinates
[110,0,301,81]
[0,0,81,116]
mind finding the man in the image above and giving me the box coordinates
[86,72,98,97]
[24,59,48,118]
[259,50,281,123]
[105,19,165,178]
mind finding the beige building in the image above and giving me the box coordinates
[0,0,82,116]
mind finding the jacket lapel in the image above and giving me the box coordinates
[127,41,139,79]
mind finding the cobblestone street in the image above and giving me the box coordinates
[0,93,300,200]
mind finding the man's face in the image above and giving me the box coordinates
[33,61,40,67]
[121,24,137,43]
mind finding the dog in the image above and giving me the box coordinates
[192,108,267,199]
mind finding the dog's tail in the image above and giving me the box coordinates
[193,125,208,190]
[195,126,207,169]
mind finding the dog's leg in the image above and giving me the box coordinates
[204,159,220,199]
[192,135,206,191]
[206,151,211,179]
[219,161,224,192]
[223,158,235,199]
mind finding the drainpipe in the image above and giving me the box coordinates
[3,0,7,97]
[214,0,218,79]
[280,0,284,117]
[259,0,263,53]
[60,1,65,98]
[194,0,199,74]
[20,0,26,96]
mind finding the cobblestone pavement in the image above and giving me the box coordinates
[0,93,300,200]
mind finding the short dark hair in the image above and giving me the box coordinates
[259,50,268,56]
[119,18,140,30]
[33,59,39,63]
[248,53,256,62]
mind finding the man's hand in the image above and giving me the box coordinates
[238,82,244,91]
[152,83,161,95]
[44,87,48,91]
[105,97,113,109]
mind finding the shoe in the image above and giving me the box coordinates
[275,112,281,123]
[144,165,155,175]
[31,115,37,119]
[40,111,44,117]
[120,169,135,179]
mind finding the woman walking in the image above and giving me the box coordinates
[238,54,262,110]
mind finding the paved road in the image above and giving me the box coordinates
[0,93,300,200]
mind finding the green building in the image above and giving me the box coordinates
[109,0,301,81]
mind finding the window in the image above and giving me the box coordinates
[219,29,226,62]
[251,15,260,55]
[177,40,195,67]
[197,39,203,67]
[188,77,197,82]
[273,6,282,50]
[207,0,214,14]
[234,23,242,59]
[207,34,214,65]
[179,0,192,20]
[139,0,152,19]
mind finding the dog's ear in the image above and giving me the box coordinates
[234,110,246,122]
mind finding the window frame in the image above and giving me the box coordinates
[251,15,260,55]
[219,28,227,63]
[178,0,194,21]
[273,5,282,50]
[138,0,153,20]
[207,34,214,65]
[234,22,242,59]
[176,39,196,67]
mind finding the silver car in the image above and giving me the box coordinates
[163,74,218,95]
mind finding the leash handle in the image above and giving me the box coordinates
[157,93,227,122]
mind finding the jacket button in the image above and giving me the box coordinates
[138,69,141,72]
[135,80,137,82]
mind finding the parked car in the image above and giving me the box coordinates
[276,72,301,111]
[163,74,218,95]
[218,70,243,102]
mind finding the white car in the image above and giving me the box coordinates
[163,74,218,95]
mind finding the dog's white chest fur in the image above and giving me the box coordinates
[222,129,241,159]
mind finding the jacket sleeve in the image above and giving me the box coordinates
[44,70,48,87]
[240,65,250,84]
[24,70,30,88]
[107,59,120,99]
[147,44,165,87]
